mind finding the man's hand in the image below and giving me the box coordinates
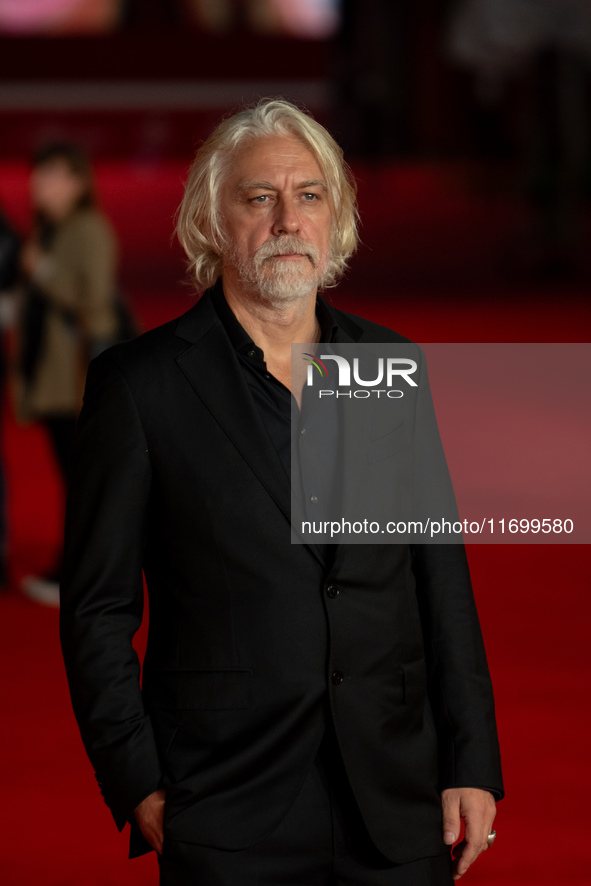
[441,787,496,880]
[133,788,166,854]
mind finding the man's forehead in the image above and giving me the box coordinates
[227,135,324,186]
[236,178,327,193]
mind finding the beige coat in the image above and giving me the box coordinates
[14,207,119,422]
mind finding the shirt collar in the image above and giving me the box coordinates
[210,279,340,354]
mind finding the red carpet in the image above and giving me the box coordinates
[0,161,590,884]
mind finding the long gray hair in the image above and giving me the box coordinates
[176,99,359,292]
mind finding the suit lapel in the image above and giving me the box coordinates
[174,291,325,566]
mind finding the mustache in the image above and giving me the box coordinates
[254,236,320,268]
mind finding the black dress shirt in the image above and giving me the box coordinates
[211,281,340,561]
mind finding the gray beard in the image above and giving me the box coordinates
[228,235,328,308]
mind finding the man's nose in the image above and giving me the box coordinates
[272,198,300,235]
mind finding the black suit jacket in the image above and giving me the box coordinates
[59,287,503,864]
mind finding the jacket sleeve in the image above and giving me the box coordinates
[411,542,504,799]
[59,348,163,831]
[411,346,504,798]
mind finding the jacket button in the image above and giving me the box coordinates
[326,584,340,598]
[332,670,344,685]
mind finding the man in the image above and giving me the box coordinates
[60,99,503,885]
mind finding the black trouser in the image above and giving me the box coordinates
[44,414,77,482]
[158,725,452,886]
[42,414,77,581]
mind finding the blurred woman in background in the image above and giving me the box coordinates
[16,142,121,606]
[0,205,21,591]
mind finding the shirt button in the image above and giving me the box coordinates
[310,495,318,504]
[247,349,255,357]
[331,670,344,685]
[300,428,306,436]
[326,584,340,598]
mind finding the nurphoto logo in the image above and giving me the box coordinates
[302,354,418,398]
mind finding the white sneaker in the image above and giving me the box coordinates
[21,575,60,607]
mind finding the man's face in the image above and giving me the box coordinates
[219,134,333,305]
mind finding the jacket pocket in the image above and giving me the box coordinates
[402,658,427,705]
[145,668,252,711]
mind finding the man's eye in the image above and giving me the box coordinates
[251,195,269,203]
[302,193,319,201]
